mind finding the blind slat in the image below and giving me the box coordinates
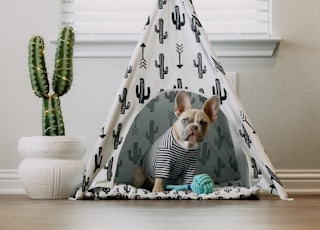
[69,22,269,35]
[63,12,150,23]
[63,11,268,23]
[62,1,153,12]
[194,0,269,10]
[197,11,269,21]
[61,0,271,38]
[62,0,268,11]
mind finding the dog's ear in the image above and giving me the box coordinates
[202,96,220,122]
[174,90,192,117]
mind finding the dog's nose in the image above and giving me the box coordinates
[191,124,198,131]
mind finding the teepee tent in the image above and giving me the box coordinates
[74,0,289,200]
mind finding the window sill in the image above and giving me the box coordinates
[52,35,281,58]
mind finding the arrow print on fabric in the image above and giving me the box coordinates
[144,16,150,29]
[211,56,226,75]
[240,112,256,134]
[139,43,147,69]
[176,43,184,68]
[100,127,106,139]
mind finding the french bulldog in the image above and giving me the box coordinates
[131,90,220,192]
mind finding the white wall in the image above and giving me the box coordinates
[1,0,319,194]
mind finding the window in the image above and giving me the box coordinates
[60,0,279,57]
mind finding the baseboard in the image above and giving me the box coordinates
[0,169,25,194]
[276,169,320,194]
[1,169,320,195]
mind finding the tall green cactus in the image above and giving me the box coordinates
[28,27,74,136]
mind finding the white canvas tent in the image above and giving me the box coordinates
[74,0,289,200]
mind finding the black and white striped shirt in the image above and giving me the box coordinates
[140,127,199,185]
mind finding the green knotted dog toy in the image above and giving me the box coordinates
[165,174,214,195]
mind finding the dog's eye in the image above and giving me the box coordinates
[182,118,189,125]
[200,120,207,128]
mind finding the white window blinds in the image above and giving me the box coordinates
[61,0,271,40]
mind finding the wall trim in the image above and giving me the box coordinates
[0,169,24,194]
[276,169,320,195]
[1,169,319,195]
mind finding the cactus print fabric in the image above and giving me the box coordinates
[73,0,289,200]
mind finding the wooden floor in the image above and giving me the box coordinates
[0,194,319,230]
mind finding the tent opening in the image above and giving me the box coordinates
[115,90,247,187]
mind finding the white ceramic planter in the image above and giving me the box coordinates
[18,136,86,199]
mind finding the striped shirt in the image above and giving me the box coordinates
[140,127,199,185]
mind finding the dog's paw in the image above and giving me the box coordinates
[152,179,164,193]
[152,186,164,193]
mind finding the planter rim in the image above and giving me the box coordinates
[19,136,85,141]
[18,136,86,159]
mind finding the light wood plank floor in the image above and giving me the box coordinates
[0,194,319,230]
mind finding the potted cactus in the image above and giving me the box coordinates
[18,27,86,199]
